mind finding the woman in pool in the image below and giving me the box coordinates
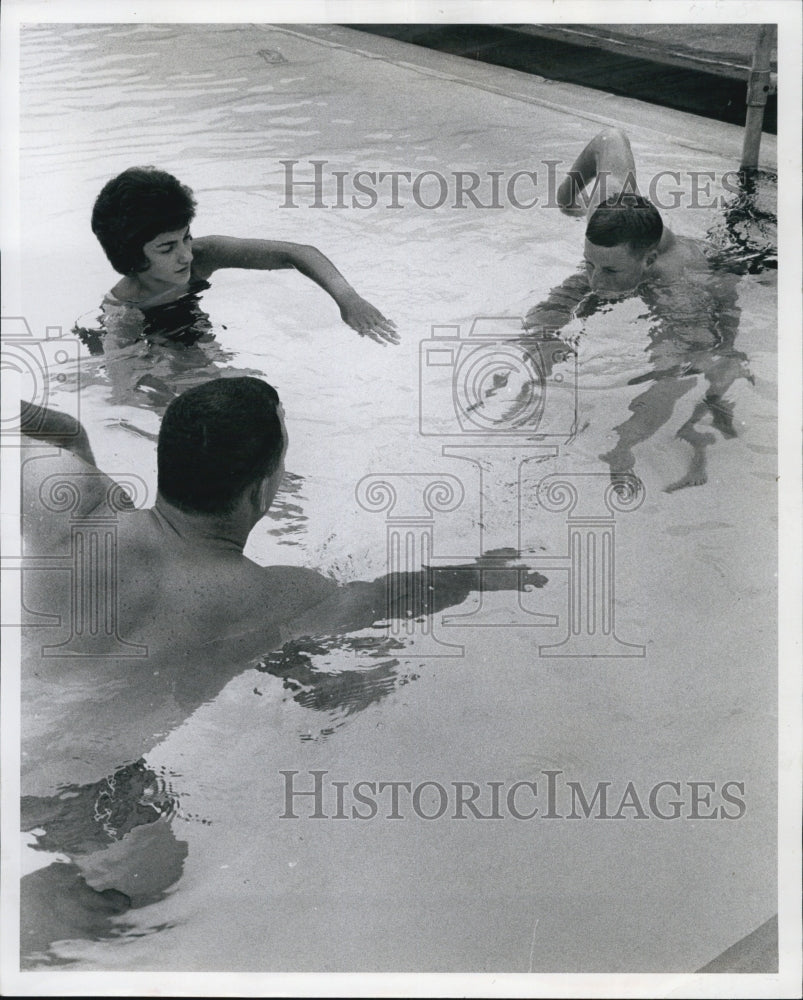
[90,165,398,346]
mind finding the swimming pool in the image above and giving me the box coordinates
[15,21,779,976]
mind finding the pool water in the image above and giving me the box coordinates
[18,23,777,972]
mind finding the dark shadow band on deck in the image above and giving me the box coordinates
[349,24,777,135]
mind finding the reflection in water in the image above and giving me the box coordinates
[22,761,178,855]
[21,862,133,968]
[705,169,777,275]
[20,636,417,963]
[258,635,418,740]
[265,470,309,547]
[72,279,257,414]
[21,762,186,967]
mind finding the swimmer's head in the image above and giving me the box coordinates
[92,167,197,275]
[157,378,286,517]
[584,193,663,296]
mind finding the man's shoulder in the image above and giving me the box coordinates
[172,560,342,657]
[21,445,125,548]
[653,234,707,283]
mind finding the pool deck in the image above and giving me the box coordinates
[300,23,776,170]
[352,23,778,134]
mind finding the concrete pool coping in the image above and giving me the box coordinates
[277,23,777,172]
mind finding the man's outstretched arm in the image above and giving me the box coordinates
[278,557,548,643]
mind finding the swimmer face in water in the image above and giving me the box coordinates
[141,225,194,290]
[583,239,658,298]
[583,193,663,298]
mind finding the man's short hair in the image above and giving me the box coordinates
[586,193,663,255]
[91,167,196,275]
[158,378,283,515]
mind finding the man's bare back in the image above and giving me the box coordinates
[21,420,545,795]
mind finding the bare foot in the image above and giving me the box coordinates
[664,443,712,492]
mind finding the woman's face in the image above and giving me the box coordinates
[140,225,193,286]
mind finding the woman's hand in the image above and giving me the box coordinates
[339,293,399,345]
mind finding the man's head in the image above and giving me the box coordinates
[157,378,286,517]
[584,193,663,296]
[92,167,196,276]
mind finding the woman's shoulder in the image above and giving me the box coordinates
[103,277,209,310]
[106,275,138,305]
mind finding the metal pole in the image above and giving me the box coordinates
[740,25,775,172]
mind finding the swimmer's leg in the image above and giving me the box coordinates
[705,393,738,438]
[701,355,750,439]
[601,378,694,483]
[664,401,717,492]
[557,128,641,217]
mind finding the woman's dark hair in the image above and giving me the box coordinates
[158,378,283,515]
[91,167,197,275]
[586,193,663,255]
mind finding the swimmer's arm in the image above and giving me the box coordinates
[20,402,96,466]
[21,443,126,556]
[191,236,399,345]
[523,272,594,333]
[280,561,547,640]
[557,128,640,217]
